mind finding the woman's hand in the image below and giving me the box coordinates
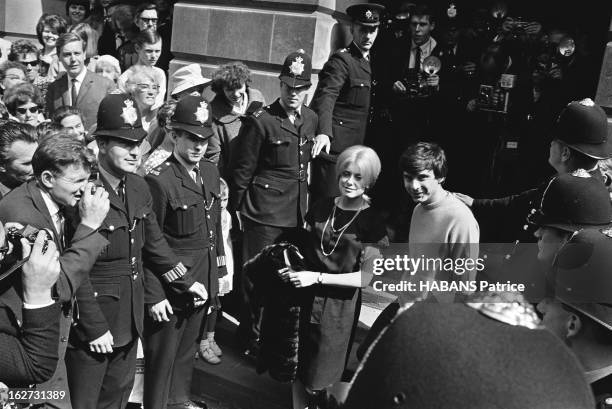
[278,268,320,288]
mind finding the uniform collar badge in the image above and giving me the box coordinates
[121,99,138,126]
[571,168,591,178]
[289,56,305,76]
[579,98,595,107]
[601,227,612,238]
[195,100,208,124]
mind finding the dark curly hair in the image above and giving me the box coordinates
[8,40,40,62]
[4,83,44,116]
[210,62,251,94]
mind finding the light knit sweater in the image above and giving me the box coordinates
[408,191,480,283]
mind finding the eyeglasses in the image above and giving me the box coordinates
[21,60,39,67]
[140,17,158,24]
[136,83,160,92]
[15,106,39,115]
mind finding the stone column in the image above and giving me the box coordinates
[170,0,362,102]
[595,17,612,114]
[0,0,65,40]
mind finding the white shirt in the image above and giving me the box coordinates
[278,99,302,125]
[409,37,437,70]
[66,68,88,105]
[39,188,63,241]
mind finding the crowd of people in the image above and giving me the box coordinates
[0,0,611,409]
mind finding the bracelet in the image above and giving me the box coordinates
[317,272,323,285]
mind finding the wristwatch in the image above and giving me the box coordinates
[317,273,323,285]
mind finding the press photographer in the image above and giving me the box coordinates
[0,132,110,407]
[0,222,61,386]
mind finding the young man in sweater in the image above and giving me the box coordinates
[400,142,479,298]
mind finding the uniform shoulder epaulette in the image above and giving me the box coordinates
[149,161,172,177]
[245,101,264,116]
[250,106,266,118]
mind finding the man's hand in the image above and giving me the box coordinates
[89,330,114,354]
[453,192,474,207]
[149,299,173,322]
[312,134,331,157]
[79,183,110,230]
[188,282,208,302]
[426,74,440,87]
[392,80,407,94]
[21,231,60,305]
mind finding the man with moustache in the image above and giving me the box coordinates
[65,93,208,409]
[0,133,111,408]
[310,3,384,200]
[46,32,115,130]
[230,50,317,354]
[143,95,225,409]
[0,122,38,199]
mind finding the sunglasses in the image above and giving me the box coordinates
[21,60,39,67]
[16,106,40,115]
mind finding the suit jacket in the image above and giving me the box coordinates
[145,156,226,307]
[70,172,191,347]
[46,70,116,129]
[0,285,61,387]
[310,42,372,154]
[0,180,108,386]
[230,99,317,227]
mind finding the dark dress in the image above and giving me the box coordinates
[298,198,387,390]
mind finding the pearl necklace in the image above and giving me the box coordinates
[320,199,364,257]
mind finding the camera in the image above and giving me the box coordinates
[0,225,52,283]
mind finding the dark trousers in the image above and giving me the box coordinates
[65,339,138,409]
[142,305,205,409]
[237,219,293,345]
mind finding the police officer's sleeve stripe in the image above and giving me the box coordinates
[217,255,226,267]
[162,262,187,283]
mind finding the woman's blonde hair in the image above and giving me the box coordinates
[125,65,158,95]
[335,145,381,191]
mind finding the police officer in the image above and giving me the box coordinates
[230,50,317,353]
[309,3,385,201]
[537,229,612,408]
[456,98,612,243]
[143,95,226,409]
[344,294,596,409]
[65,93,208,409]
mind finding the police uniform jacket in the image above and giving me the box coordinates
[144,155,226,308]
[70,172,191,347]
[230,99,316,228]
[310,42,371,154]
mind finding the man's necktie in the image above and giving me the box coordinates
[117,179,126,205]
[191,166,201,185]
[414,46,422,71]
[70,78,78,106]
[56,209,65,248]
